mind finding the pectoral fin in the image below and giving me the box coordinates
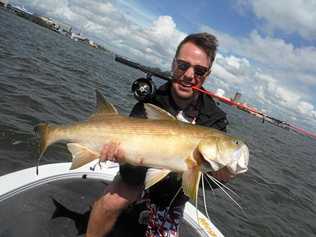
[182,168,201,202]
[145,168,171,189]
[67,143,99,170]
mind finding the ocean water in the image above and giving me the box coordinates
[0,8,315,236]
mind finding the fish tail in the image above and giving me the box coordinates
[51,198,73,219]
[52,198,66,219]
[34,123,50,159]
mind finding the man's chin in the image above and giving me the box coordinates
[175,87,194,99]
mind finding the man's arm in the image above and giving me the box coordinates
[86,103,147,237]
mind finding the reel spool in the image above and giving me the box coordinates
[131,76,156,102]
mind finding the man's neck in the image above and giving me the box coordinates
[171,89,196,110]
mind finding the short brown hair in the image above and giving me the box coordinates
[175,32,218,65]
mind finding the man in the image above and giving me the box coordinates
[86,32,232,237]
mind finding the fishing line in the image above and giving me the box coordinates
[205,173,242,210]
[163,185,182,218]
[205,174,240,198]
[203,173,216,197]
[201,174,211,221]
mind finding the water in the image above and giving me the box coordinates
[1,8,316,236]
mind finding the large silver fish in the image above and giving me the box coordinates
[35,91,249,201]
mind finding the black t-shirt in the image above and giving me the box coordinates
[119,82,228,207]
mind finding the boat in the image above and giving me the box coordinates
[0,55,227,236]
[0,160,224,237]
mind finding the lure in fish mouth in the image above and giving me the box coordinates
[34,90,249,202]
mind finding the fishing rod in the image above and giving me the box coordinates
[115,55,316,140]
[193,86,316,139]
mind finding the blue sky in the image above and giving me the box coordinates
[134,0,254,35]
[8,0,316,133]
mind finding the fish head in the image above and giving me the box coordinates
[198,136,249,175]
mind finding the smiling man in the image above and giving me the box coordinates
[87,32,231,237]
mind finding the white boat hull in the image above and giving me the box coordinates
[0,160,224,237]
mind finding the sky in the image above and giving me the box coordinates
[8,0,316,133]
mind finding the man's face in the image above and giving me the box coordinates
[171,42,211,99]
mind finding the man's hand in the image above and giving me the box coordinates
[210,167,235,183]
[100,142,125,163]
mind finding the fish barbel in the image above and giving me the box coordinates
[35,91,249,201]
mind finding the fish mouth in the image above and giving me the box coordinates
[227,144,249,174]
[201,144,249,174]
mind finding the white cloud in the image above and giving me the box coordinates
[201,25,316,121]
[298,101,314,115]
[9,0,315,131]
[9,0,185,67]
[237,0,316,40]
[201,26,316,75]
[212,63,241,85]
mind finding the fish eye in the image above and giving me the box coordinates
[235,140,239,145]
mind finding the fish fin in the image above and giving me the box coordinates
[51,198,69,219]
[67,143,99,170]
[143,103,176,120]
[144,168,171,189]
[34,123,50,158]
[95,90,119,115]
[182,167,201,202]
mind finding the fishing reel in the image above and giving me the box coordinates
[131,74,156,102]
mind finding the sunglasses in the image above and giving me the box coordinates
[175,59,210,77]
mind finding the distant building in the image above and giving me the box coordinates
[232,92,242,102]
[53,19,72,35]
[13,5,33,15]
[69,33,97,48]
[70,32,87,41]
[88,40,98,48]
[38,16,59,30]
[0,0,7,7]
[37,16,72,35]
[215,88,225,97]
[5,4,34,20]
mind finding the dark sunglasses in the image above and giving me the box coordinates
[175,59,210,77]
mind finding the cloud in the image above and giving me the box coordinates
[201,25,316,108]
[298,101,314,115]
[205,51,316,130]
[237,0,316,40]
[8,0,315,132]
[10,0,186,67]
[201,25,316,74]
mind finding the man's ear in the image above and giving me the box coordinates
[171,58,176,74]
[205,62,213,78]
[205,69,212,78]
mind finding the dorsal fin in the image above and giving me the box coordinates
[144,103,176,120]
[95,90,118,115]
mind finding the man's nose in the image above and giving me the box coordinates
[183,66,195,79]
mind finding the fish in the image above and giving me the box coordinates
[35,90,249,202]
